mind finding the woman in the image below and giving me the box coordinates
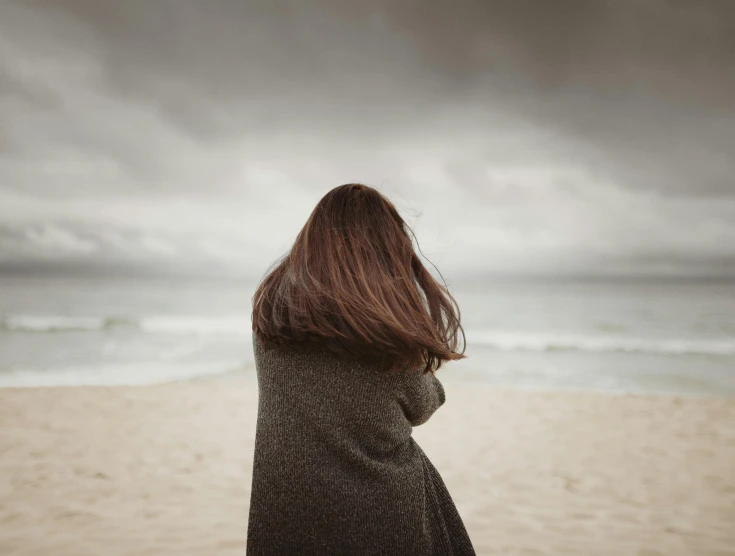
[247,183,475,555]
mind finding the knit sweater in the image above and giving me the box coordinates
[246,333,476,555]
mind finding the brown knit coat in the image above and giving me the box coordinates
[246,333,476,555]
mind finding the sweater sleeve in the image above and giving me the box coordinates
[396,367,446,427]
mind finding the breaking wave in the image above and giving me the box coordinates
[1,314,251,336]
[470,331,735,357]
[4,315,733,357]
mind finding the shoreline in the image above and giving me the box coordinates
[0,369,732,401]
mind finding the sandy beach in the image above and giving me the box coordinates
[1,377,734,556]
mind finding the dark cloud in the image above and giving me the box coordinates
[1,0,735,277]
[4,0,732,194]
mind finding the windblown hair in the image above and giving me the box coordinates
[251,183,466,375]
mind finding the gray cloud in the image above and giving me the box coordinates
[1,0,735,279]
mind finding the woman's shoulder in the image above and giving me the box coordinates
[251,331,411,388]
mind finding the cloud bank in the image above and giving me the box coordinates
[1,0,734,280]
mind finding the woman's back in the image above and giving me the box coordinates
[247,333,475,555]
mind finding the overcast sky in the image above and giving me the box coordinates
[1,0,734,281]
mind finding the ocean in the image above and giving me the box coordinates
[1,276,733,395]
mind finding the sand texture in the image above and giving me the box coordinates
[1,378,734,555]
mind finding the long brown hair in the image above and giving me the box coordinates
[251,183,466,374]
